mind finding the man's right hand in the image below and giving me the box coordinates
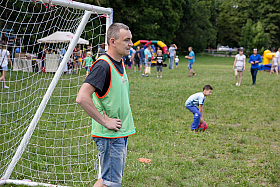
[103,111,122,131]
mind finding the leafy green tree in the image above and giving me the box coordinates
[217,0,250,47]
[173,0,217,52]
[239,19,270,55]
[255,0,280,48]
[80,0,184,46]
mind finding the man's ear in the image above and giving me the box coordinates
[110,38,115,47]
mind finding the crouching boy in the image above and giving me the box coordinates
[185,85,213,131]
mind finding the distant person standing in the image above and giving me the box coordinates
[270,55,278,75]
[142,44,152,77]
[229,47,233,57]
[156,50,164,78]
[168,44,177,69]
[276,47,280,65]
[0,42,12,88]
[82,51,93,77]
[232,48,246,86]
[95,43,106,60]
[175,55,179,68]
[139,45,145,73]
[185,46,196,77]
[248,48,262,85]
[134,46,141,72]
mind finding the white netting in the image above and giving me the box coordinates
[0,0,110,186]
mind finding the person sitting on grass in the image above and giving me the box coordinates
[185,85,213,131]
[82,51,93,77]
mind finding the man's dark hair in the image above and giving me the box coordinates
[146,44,151,48]
[203,85,213,91]
[140,45,144,49]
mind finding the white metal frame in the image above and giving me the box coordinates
[0,0,113,186]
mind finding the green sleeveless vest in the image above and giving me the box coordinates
[91,55,135,138]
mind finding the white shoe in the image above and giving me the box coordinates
[238,83,240,86]
[160,76,162,78]
[157,76,159,78]
[236,83,238,86]
[4,86,9,88]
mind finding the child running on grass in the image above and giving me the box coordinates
[185,85,213,131]
[82,51,93,77]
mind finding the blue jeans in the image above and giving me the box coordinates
[169,56,174,69]
[185,106,201,130]
[251,68,258,85]
[92,137,128,187]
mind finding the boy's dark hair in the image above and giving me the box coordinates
[203,85,213,91]
[146,44,151,48]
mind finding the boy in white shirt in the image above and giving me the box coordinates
[185,85,213,131]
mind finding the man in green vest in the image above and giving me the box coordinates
[76,23,135,187]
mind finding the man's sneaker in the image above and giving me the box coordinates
[236,82,239,86]
[157,76,159,78]
[4,86,9,89]
[160,76,162,78]
[146,74,148,77]
[142,74,144,77]
[192,73,196,76]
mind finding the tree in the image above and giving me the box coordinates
[217,0,250,47]
[173,0,217,52]
[239,19,270,55]
[79,0,184,46]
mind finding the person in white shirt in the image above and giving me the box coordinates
[232,48,246,86]
[270,55,278,75]
[168,44,177,69]
[276,47,280,66]
[0,42,12,88]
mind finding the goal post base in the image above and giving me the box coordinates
[2,179,68,187]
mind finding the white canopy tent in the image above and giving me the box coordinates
[37,31,89,44]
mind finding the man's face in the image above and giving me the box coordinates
[114,29,133,56]
[278,48,280,52]
[253,49,257,54]
[188,47,192,52]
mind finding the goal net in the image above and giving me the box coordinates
[0,0,112,186]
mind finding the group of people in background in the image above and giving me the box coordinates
[121,43,186,79]
[233,47,280,86]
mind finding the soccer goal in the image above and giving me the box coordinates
[0,0,112,186]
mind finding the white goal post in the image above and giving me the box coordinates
[0,0,112,186]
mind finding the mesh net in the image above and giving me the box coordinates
[0,0,108,186]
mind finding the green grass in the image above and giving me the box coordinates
[1,55,280,186]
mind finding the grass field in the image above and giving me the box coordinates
[2,55,280,186]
